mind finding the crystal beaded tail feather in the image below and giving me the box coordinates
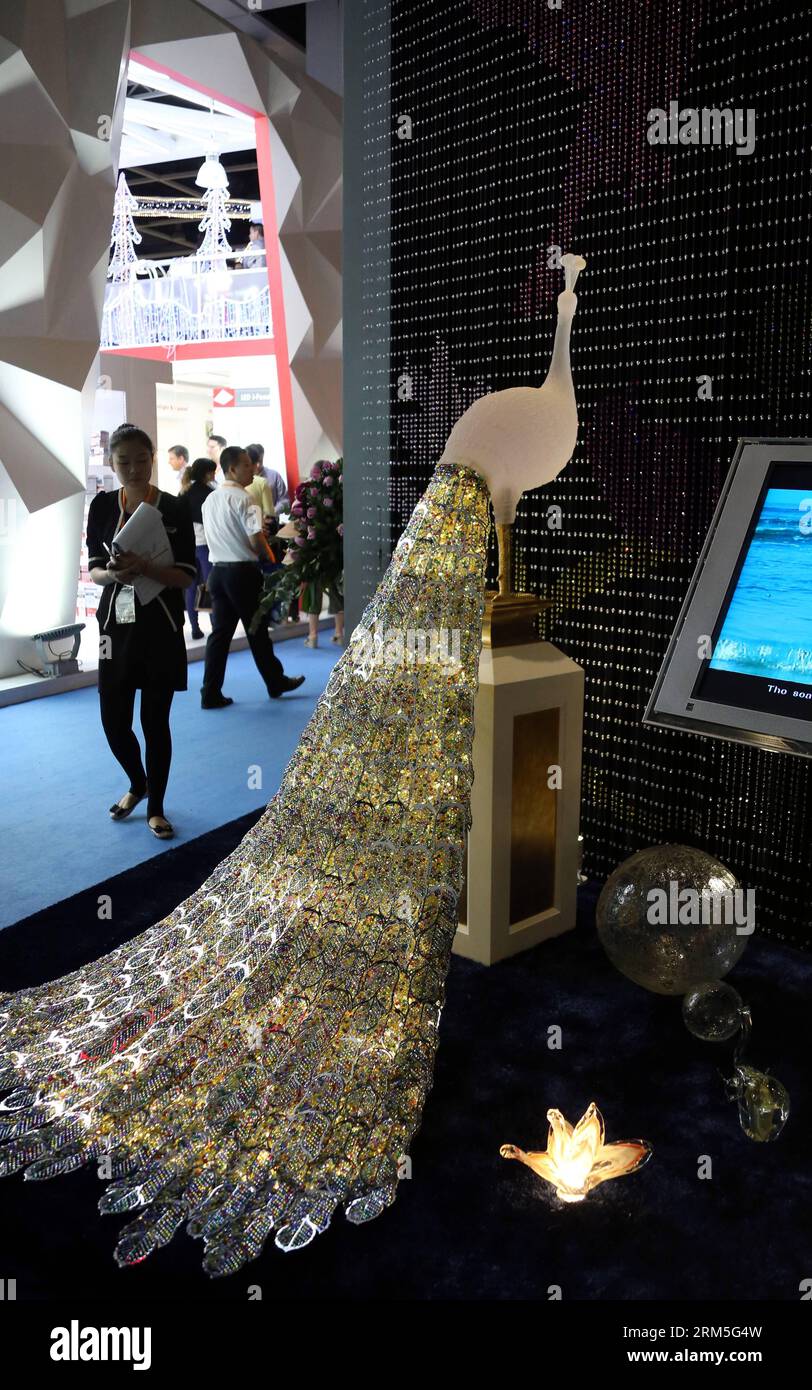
[0,464,491,1275]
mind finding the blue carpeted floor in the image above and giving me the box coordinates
[0,640,340,929]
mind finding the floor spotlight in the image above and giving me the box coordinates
[30,623,85,677]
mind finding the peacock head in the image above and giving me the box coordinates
[557,252,587,318]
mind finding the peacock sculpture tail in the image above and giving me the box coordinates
[0,464,492,1275]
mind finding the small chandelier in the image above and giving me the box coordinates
[195,152,228,191]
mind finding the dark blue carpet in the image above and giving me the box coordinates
[0,826,807,1302]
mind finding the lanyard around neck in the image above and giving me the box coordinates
[118,484,156,530]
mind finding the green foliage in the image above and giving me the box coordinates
[251,458,344,632]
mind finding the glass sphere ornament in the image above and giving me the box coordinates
[682,982,744,1041]
[596,844,749,995]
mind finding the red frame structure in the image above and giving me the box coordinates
[106,51,300,493]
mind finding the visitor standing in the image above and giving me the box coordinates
[200,446,304,708]
[206,434,227,482]
[181,456,217,641]
[86,424,197,840]
[246,442,289,515]
[167,444,189,479]
[239,222,266,269]
[245,457,277,529]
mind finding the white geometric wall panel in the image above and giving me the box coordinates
[0,0,342,678]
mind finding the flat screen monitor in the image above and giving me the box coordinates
[644,438,812,758]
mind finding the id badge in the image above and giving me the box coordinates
[114,584,136,624]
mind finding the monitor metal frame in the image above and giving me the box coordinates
[644,437,812,759]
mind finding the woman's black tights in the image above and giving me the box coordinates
[99,684,174,819]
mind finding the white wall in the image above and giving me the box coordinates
[156,381,213,493]
[168,353,287,484]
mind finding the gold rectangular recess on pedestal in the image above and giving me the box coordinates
[509,708,559,925]
[457,706,560,928]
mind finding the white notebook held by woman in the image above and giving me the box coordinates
[114,501,174,605]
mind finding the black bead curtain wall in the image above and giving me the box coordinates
[355,0,812,947]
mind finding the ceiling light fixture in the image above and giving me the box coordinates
[195,152,229,191]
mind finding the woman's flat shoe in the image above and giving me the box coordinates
[331,633,343,644]
[148,816,175,840]
[304,636,318,648]
[109,790,147,820]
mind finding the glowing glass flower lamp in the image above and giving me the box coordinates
[501,1102,651,1203]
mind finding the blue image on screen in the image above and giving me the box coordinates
[710,488,812,686]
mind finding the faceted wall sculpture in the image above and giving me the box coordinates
[0,0,342,678]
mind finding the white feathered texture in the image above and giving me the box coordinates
[440,254,586,523]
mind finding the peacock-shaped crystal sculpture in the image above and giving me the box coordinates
[0,257,585,1274]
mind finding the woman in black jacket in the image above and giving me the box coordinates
[181,456,217,639]
[86,424,197,839]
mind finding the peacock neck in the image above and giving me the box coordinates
[546,309,574,392]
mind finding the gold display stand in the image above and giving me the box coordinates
[454,640,584,965]
[481,522,551,649]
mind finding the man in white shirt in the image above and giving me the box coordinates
[206,434,227,487]
[165,443,189,495]
[206,434,226,466]
[200,446,304,708]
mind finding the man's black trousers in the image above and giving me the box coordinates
[201,561,284,701]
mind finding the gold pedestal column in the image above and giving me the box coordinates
[482,521,552,648]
